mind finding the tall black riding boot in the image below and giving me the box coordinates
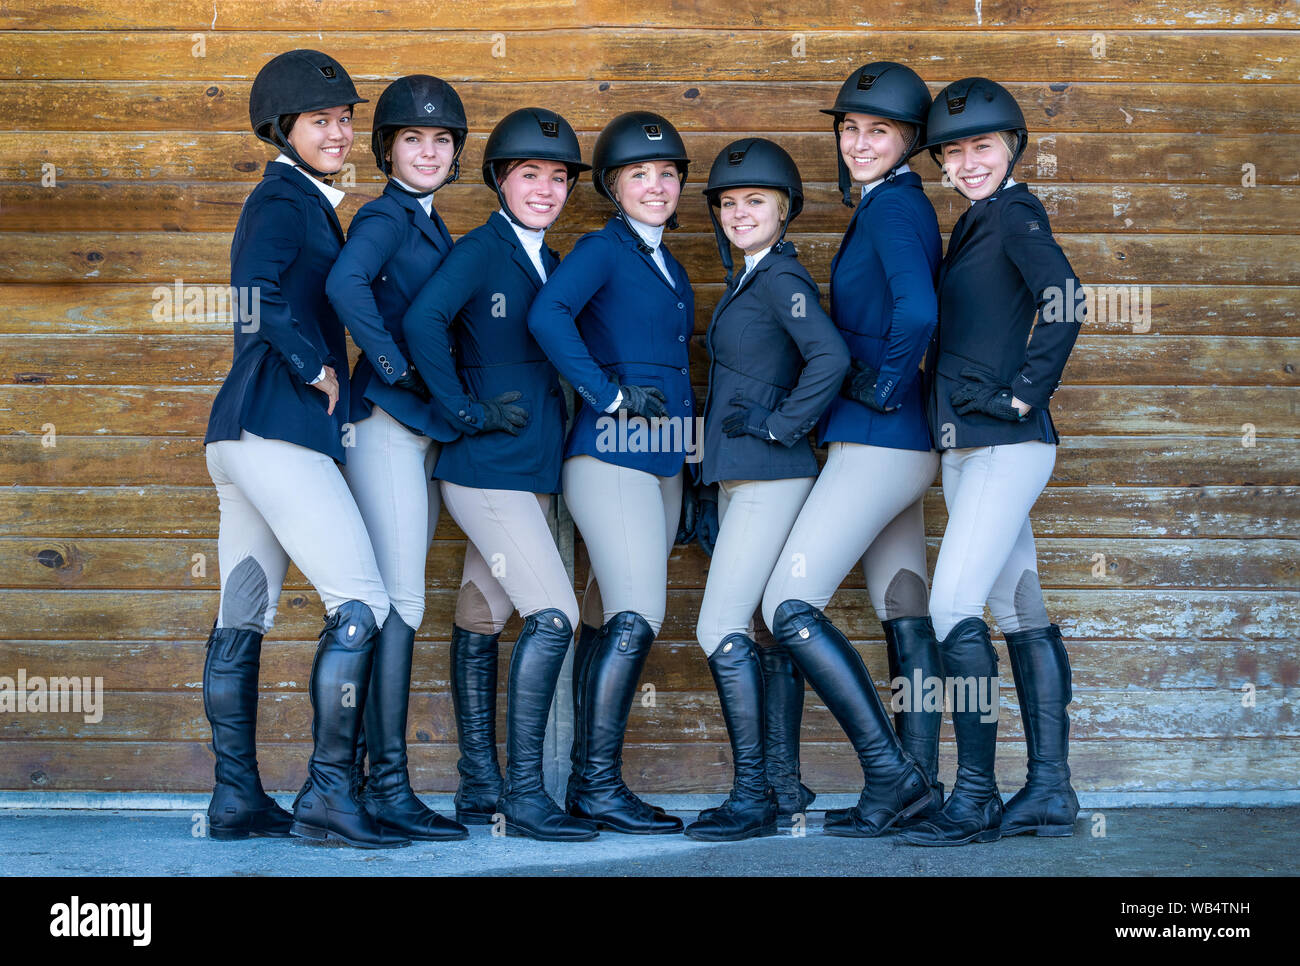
[900,617,1004,847]
[757,643,816,818]
[685,635,779,842]
[291,602,409,849]
[449,625,504,825]
[564,619,601,812]
[1001,623,1079,836]
[363,610,468,841]
[499,610,600,841]
[568,611,682,834]
[771,600,936,837]
[202,624,292,839]
[825,616,946,831]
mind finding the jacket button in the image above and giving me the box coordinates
[677,302,684,309]
[722,641,733,653]
[680,367,687,374]
[678,335,685,342]
[458,410,467,417]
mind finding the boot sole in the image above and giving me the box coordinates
[683,825,779,843]
[503,822,600,843]
[384,826,469,842]
[290,821,412,849]
[898,827,1003,847]
[1001,824,1075,837]
[208,826,293,840]
[585,819,683,835]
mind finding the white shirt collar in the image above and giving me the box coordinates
[623,214,665,251]
[501,209,546,250]
[273,153,345,208]
[392,177,434,216]
[741,245,772,278]
[499,210,548,281]
[859,162,911,201]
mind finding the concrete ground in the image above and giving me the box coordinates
[2,800,1295,876]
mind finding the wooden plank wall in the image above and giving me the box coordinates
[1,1,1296,799]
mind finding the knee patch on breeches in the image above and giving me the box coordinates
[220,556,272,633]
[454,580,507,635]
[751,609,776,649]
[580,577,604,629]
[882,568,930,621]
[1009,568,1050,633]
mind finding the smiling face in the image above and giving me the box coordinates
[286,105,354,174]
[499,158,571,230]
[611,160,682,225]
[717,187,785,255]
[838,112,909,184]
[387,126,456,192]
[941,132,1014,201]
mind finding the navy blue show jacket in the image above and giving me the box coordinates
[527,216,696,478]
[404,211,567,493]
[325,181,460,442]
[926,182,1085,450]
[699,247,849,485]
[205,162,353,462]
[816,171,942,453]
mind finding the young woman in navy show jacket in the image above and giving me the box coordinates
[403,108,600,842]
[760,62,944,837]
[527,110,695,835]
[683,139,849,842]
[900,78,1084,847]
[202,50,406,849]
[324,74,470,843]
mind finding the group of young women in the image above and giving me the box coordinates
[200,48,1085,851]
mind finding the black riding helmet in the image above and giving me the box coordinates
[369,74,468,197]
[922,77,1028,195]
[249,49,367,180]
[821,61,932,207]
[701,138,803,284]
[482,107,590,228]
[592,111,690,233]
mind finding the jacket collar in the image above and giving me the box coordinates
[487,210,555,290]
[264,160,344,243]
[831,169,924,279]
[606,216,685,296]
[712,243,790,320]
[381,180,452,253]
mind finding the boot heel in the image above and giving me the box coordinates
[290,821,329,841]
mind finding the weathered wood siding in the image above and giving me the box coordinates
[1,1,1296,798]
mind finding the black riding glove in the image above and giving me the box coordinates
[949,368,1026,422]
[617,384,668,420]
[721,393,774,441]
[476,390,530,435]
[841,358,897,413]
[393,365,432,403]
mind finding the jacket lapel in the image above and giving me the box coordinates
[271,164,346,245]
[612,217,681,297]
[385,183,451,254]
[489,211,545,290]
